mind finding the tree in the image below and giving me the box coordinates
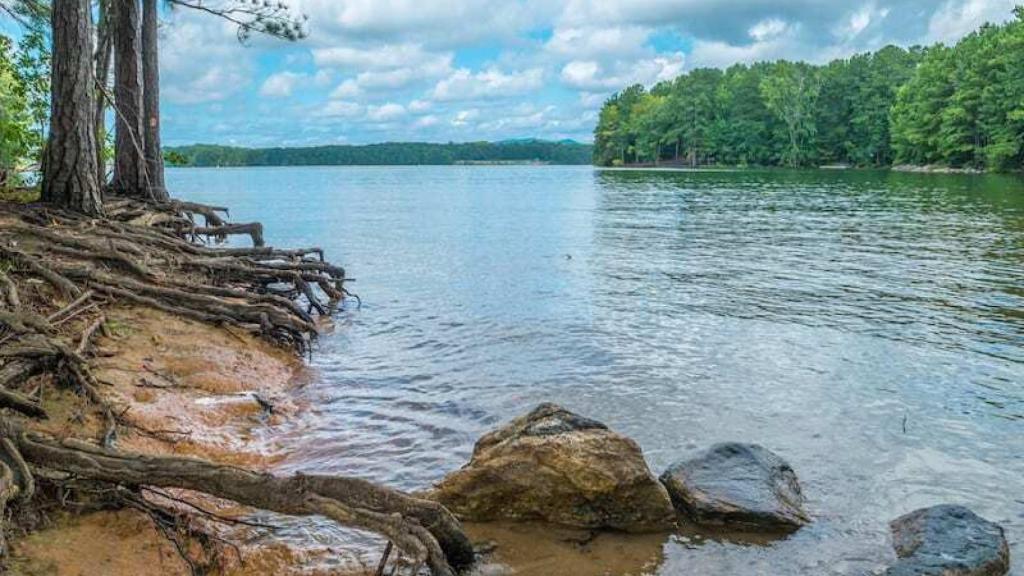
[760,61,820,167]
[125,0,307,199]
[110,0,147,197]
[141,0,166,198]
[12,28,48,164]
[593,99,623,165]
[40,0,102,214]
[0,35,32,188]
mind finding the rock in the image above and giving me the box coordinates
[659,442,809,531]
[885,505,1010,576]
[429,403,675,532]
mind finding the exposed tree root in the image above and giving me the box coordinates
[0,199,472,574]
[1,423,471,575]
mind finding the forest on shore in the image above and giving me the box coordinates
[594,7,1024,171]
[165,140,593,167]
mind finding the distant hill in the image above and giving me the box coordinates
[165,140,594,167]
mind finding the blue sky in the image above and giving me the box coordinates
[145,0,1018,145]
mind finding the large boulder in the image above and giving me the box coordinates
[429,403,675,532]
[885,505,1010,576]
[659,442,809,531]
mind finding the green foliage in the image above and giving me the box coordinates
[12,28,48,160]
[595,9,1024,172]
[164,150,190,166]
[0,34,34,188]
[595,48,921,168]
[892,11,1024,170]
[166,140,594,167]
[760,61,820,167]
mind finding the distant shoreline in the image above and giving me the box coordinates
[165,140,593,168]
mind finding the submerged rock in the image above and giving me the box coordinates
[885,505,1009,576]
[659,442,809,531]
[429,403,675,532]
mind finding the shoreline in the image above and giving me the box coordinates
[0,199,422,575]
[8,306,370,574]
[596,163,998,174]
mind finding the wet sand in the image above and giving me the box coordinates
[8,305,328,575]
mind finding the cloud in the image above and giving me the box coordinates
[432,67,544,101]
[312,43,451,71]
[560,53,685,91]
[160,15,254,104]
[409,99,433,113]
[545,25,651,58]
[414,114,440,127]
[926,0,1017,42]
[295,0,553,47]
[748,18,790,42]
[317,43,454,98]
[367,102,407,121]
[260,72,305,97]
[318,100,363,118]
[451,109,480,127]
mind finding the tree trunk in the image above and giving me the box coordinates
[111,0,147,197]
[141,0,168,200]
[95,0,113,187]
[41,0,103,215]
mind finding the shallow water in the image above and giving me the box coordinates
[170,166,1024,575]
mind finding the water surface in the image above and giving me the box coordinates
[170,166,1024,575]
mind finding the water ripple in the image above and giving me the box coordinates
[172,166,1024,575]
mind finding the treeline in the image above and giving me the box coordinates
[594,7,1024,171]
[166,140,593,167]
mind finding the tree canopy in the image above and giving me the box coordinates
[594,7,1024,171]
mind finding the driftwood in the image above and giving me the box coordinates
[0,199,465,574]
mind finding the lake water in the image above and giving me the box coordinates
[169,166,1023,575]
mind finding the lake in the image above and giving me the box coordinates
[169,166,1023,575]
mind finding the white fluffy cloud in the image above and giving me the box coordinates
[315,44,454,98]
[545,25,651,58]
[926,0,1017,42]
[432,67,545,101]
[294,0,554,46]
[367,102,407,121]
[260,72,305,97]
[160,16,254,104]
[560,53,685,91]
[319,100,363,118]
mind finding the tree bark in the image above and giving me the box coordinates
[141,0,168,200]
[40,0,103,215]
[111,0,147,197]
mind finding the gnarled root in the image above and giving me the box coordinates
[0,199,473,574]
[3,423,472,575]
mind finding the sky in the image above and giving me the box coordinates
[149,0,1019,146]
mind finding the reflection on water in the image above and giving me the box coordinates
[170,166,1024,575]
